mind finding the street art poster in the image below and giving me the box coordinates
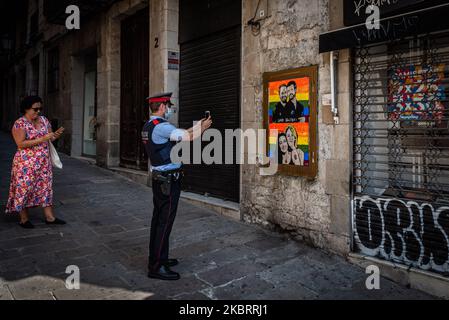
[387,63,446,124]
[263,66,318,178]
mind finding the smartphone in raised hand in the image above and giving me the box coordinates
[55,127,65,135]
[205,111,211,119]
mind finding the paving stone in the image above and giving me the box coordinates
[52,281,133,300]
[0,284,14,300]
[146,274,209,298]
[0,248,21,261]
[20,240,81,256]
[76,263,131,285]
[209,273,318,300]
[244,236,289,251]
[6,276,66,300]
[37,257,93,277]
[0,234,64,249]
[170,238,229,258]
[254,241,309,266]
[104,235,150,251]
[1,252,57,272]
[17,292,57,300]
[172,291,210,300]
[54,244,112,260]
[0,268,39,281]
[197,245,260,267]
[196,260,269,287]
[319,279,433,300]
[90,225,127,235]
[207,274,275,300]
[164,255,219,277]
[0,229,24,242]
[220,229,272,247]
[100,228,150,243]
[255,284,319,300]
[104,290,161,300]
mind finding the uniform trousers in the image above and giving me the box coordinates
[148,174,182,271]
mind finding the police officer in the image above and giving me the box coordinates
[142,93,212,280]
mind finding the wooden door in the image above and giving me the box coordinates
[120,8,149,170]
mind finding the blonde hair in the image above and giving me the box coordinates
[286,126,298,142]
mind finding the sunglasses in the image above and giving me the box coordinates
[31,107,43,112]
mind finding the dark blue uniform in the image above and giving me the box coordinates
[142,116,183,278]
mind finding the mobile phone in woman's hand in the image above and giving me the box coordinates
[52,127,64,141]
[55,127,65,135]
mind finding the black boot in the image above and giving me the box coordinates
[148,265,180,281]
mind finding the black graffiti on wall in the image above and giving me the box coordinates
[354,196,449,273]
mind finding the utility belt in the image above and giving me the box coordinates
[152,168,183,196]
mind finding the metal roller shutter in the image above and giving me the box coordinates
[353,31,449,274]
[179,26,241,202]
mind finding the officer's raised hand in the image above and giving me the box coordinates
[181,115,213,141]
[200,115,212,132]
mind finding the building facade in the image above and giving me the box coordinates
[1,0,448,295]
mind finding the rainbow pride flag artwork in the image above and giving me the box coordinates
[267,77,310,166]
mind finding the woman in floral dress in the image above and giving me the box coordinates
[6,96,66,229]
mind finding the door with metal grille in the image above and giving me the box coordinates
[353,32,449,274]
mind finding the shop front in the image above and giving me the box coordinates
[320,0,449,274]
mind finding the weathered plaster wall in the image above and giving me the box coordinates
[241,0,352,255]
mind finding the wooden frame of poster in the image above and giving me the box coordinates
[263,66,318,178]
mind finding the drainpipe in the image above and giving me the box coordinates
[330,51,340,125]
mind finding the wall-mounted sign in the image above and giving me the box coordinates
[168,51,179,70]
[263,66,318,178]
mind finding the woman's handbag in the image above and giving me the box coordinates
[49,141,63,169]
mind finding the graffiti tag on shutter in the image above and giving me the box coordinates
[354,196,449,273]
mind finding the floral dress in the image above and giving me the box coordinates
[5,116,53,213]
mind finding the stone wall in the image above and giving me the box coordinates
[150,0,179,125]
[240,0,352,255]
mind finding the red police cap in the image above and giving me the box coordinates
[146,92,174,105]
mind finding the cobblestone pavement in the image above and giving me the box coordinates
[0,131,434,300]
